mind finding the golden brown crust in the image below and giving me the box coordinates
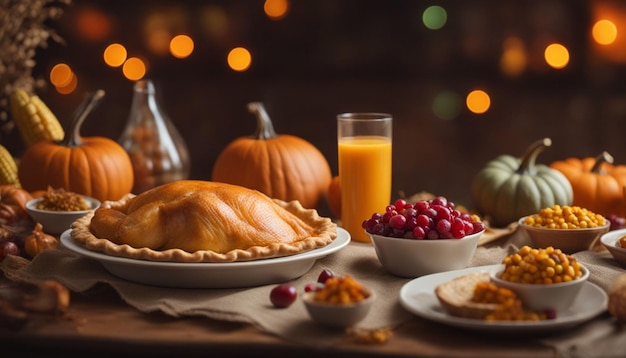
[435,271,497,319]
[70,180,337,262]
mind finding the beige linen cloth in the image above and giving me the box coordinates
[1,224,625,356]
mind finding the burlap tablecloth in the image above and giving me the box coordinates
[1,225,625,357]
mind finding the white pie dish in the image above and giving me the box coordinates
[60,227,350,288]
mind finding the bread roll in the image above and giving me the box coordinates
[435,271,497,319]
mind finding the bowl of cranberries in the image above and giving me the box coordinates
[363,196,485,278]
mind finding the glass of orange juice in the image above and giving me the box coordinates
[337,113,392,243]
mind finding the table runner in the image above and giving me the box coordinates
[1,226,625,355]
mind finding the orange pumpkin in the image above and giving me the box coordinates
[18,91,134,202]
[211,102,332,210]
[550,151,626,217]
[327,175,341,218]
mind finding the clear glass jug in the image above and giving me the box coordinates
[118,79,190,194]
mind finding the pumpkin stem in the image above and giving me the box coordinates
[247,102,277,140]
[518,137,551,174]
[62,89,106,147]
[591,151,614,174]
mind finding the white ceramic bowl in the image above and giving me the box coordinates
[368,229,484,278]
[490,264,589,312]
[600,228,626,268]
[302,289,375,328]
[26,196,100,235]
[518,216,610,254]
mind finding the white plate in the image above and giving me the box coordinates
[399,264,607,332]
[60,227,350,289]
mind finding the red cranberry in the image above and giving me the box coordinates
[0,241,19,262]
[270,284,297,308]
[317,268,334,284]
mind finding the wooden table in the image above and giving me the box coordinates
[0,278,560,358]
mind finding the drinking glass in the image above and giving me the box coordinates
[337,113,392,242]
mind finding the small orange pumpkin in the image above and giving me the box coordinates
[211,102,332,210]
[550,151,626,217]
[24,223,58,258]
[18,90,134,202]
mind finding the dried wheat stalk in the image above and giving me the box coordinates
[0,0,70,132]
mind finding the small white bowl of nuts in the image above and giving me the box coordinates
[26,188,100,235]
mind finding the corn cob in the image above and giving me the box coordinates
[0,144,21,188]
[10,89,65,147]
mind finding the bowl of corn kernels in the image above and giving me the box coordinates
[599,228,626,268]
[26,188,100,235]
[302,274,375,328]
[490,245,589,313]
[518,205,610,254]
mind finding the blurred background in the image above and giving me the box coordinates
[2,0,626,215]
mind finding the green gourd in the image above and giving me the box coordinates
[470,138,573,228]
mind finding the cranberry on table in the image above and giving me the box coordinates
[317,268,334,284]
[0,241,20,262]
[270,284,298,308]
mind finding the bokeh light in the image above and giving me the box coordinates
[50,63,77,94]
[264,0,289,20]
[49,63,74,88]
[227,47,252,72]
[103,43,128,67]
[592,19,617,45]
[170,34,194,59]
[433,91,462,120]
[122,57,147,80]
[500,37,527,78]
[422,5,447,30]
[199,5,229,44]
[75,6,112,42]
[56,74,78,95]
[544,43,570,69]
[466,90,491,114]
[147,29,172,56]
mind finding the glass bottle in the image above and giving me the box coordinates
[118,79,191,194]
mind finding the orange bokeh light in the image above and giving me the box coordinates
[544,43,570,69]
[103,43,128,67]
[123,57,147,81]
[49,63,74,88]
[264,0,289,20]
[466,90,491,114]
[75,6,112,42]
[227,47,252,72]
[170,35,194,59]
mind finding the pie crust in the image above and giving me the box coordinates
[70,181,337,263]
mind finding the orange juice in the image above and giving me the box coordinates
[338,136,392,242]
